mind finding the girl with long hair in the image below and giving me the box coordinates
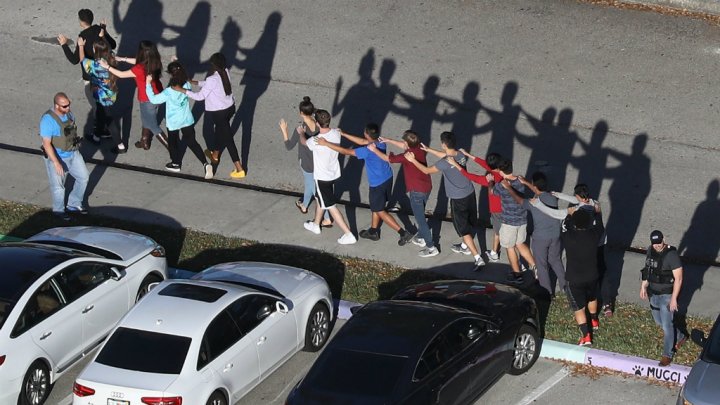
[279,97,332,226]
[146,61,213,179]
[78,37,125,153]
[100,40,167,150]
[182,52,245,178]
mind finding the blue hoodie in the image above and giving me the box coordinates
[146,82,194,131]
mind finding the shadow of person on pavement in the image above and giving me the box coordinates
[571,119,609,199]
[482,81,521,163]
[230,11,282,174]
[675,179,720,335]
[331,48,377,235]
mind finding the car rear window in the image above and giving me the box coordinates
[96,327,191,374]
[304,349,406,397]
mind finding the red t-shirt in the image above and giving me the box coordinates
[388,146,432,193]
[131,64,163,102]
[458,156,503,213]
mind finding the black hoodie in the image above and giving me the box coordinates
[61,25,117,81]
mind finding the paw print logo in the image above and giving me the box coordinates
[632,365,643,376]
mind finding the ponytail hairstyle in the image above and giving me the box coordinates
[167,61,189,88]
[93,39,117,91]
[136,40,162,82]
[299,96,314,116]
[209,53,232,96]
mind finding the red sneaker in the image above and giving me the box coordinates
[591,318,599,331]
[578,333,592,346]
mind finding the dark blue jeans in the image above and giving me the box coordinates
[409,191,433,248]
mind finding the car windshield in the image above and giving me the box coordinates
[704,317,720,364]
[0,299,13,330]
[96,327,191,374]
[303,348,407,397]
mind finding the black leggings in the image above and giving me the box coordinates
[168,126,207,166]
[95,102,121,145]
[209,105,240,162]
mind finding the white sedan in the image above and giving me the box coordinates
[0,226,168,405]
[72,261,334,405]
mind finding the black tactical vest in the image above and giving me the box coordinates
[44,110,80,151]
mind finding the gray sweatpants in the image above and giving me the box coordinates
[531,236,565,294]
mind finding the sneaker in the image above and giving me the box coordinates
[111,145,127,154]
[398,230,414,246]
[411,235,426,247]
[230,169,246,179]
[602,304,613,317]
[165,162,181,172]
[578,333,592,346]
[673,336,687,353]
[359,229,380,241]
[473,256,486,271]
[84,133,101,144]
[591,318,599,331]
[488,250,499,262]
[303,220,321,235]
[52,211,71,221]
[387,205,401,213]
[529,264,538,278]
[204,163,214,179]
[65,206,88,215]
[338,232,357,245]
[451,243,471,255]
[419,246,439,258]
[659,355,672,367]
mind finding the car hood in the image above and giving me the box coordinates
[683,360,720,405]
[193,262,323,298]
[26,226,156,262]
[79,362,179,392]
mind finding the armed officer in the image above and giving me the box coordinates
[640,230,686,367]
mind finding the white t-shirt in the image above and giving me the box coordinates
[306,128,341,181]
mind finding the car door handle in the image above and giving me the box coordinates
[40,331,52,340]
[222,363,233,372]
[257,336,267,345]
[82,305,95,314]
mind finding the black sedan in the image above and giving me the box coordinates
[287,280,541,405]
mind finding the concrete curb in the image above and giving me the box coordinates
[623,0,720,16]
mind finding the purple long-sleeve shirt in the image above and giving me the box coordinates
[186,69,235,111]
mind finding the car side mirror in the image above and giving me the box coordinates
[691,328,706,347]
[276,301,289,314]
[110,266,125,281]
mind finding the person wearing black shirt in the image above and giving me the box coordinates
[561,206,604,346]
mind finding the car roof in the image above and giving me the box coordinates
[330,300,473,358]
[0,243,86,303]
[117,280,266,338]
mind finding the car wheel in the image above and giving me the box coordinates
[19,360,51,405]
[205,391,227,405]
[509,324,540,375]
[135,274,163,302]
[303,303,330,352]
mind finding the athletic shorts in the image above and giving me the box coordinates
[450,191,478,237]
[565,281,598,311]
[315,179,337,209]
[490,212,502,235]
[499,223,527,248]
[369,178,392,212]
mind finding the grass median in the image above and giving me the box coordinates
[0,200,713,366]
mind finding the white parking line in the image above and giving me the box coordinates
[514,367,570,405]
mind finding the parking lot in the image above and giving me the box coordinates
[47,319,681,405]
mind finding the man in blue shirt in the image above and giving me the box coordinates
[39,93,90,220]
[317,123,414,245]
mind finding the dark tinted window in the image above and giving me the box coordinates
[159,283,227,303]
[0,299,11,330]
[54,262,113,302]
[414,318,485,380]
[96,327,191,374]
[304,349,406,397]
[227,295,277,335]
[0,245,79,303]
[197,311,242,370]
[704,317,720,364]
[11,281,63,337]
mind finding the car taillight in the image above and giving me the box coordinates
[141,397,182,405]
[150,245,166,258]
[72,382,95,397]
[0,355,5,366]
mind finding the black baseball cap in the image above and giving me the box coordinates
[650,230,664,244]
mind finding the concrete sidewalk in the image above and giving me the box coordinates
[1,146,718,319]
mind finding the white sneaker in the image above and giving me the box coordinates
[204,163,214,180]
[411,235,426,247]
[303,220,321,235]
[338,232,357,245]
[488,250,499,262]
[474,256,486,268]
[419,246,439,257]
